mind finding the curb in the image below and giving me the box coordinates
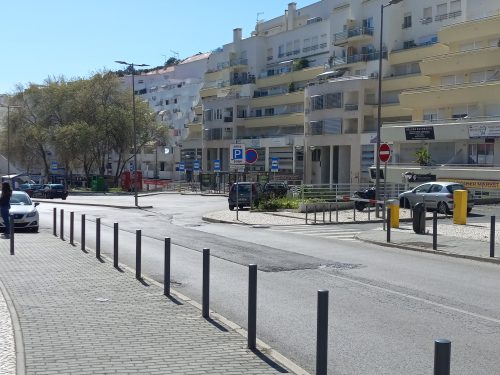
[0,279,26,375]
[32,199,152,210]
[356,236,500,265]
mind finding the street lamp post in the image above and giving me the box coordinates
[375,0,403,217]
[1,104,22,177]
[115,60,149,207]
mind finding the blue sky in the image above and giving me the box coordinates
[1,0,317,94]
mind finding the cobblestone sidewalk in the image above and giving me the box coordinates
[0,232,295,375]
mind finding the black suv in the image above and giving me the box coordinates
[228,182,262,210]
[263,181,288,198]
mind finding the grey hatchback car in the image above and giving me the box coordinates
[398,182,474,214]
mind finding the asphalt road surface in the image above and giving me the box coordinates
[35,194,500,375]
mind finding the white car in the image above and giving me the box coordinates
[0,191,39,233]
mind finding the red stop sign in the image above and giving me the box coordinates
[379,143,391,163]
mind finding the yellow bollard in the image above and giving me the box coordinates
[388,200,399,228]
[453,190,467,225]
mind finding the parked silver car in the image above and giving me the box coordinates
[398,182,474,214]
[0,191,40,232]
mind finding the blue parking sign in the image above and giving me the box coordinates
[230,144,245,165]
[271,157,279,172]
[213,160,221,172]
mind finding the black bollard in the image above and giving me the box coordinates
[136,229,142,280]
[96,218,101,259]
[81,214,86,251]
[434,339,451,375]
[248,264,257,350]
[305,205,308,224]
[9,215,14,255]
[164,238,171,296]
[70,212,74,245]
[202,248,210,319]
[113,223,119,269]
[490,216,495,258]
[60,209,64,241]
[53,207,57,236]
[316,290,329,375]
[433,211,438,250]
[386,208,391,243]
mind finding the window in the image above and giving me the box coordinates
[174,98,178,104]
[324,93,342,108]
[286,41,293,56]
[255,109,262,117]
[403,13,412,28]
[469,144,494,165]
[450,0,461,16]
[278,44,285,58]
[312,149,321,161]
[403,40,416,49]
[311,95,324,110]
[311,36,318,50]
[165,99,169,105]
[303,38,311,52]
[160,162,165,171]
[215,108,223,120]
[436,3,448,21]
[320,34,327,49]
[362,17,373,29]
[203,109,213,122]
[266,48,273,61]
[264,108,275,116]
[422,7,432,24]
[293,40,300,54]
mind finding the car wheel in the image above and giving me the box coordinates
[229,205,235,211]
[32,227,39,233]
[62,197,67,200]
[437,202,450,215]
[467,207,472,214]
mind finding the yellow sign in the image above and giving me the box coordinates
[439,179,500,190]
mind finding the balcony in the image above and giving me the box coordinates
[439,14,500,45]
[382,74,429,92]
[256,66,324,88]
[420,46,500,76]
[400,80,500,108]
[206,58,249,73]
[331,50,387,67]
[333,26,374,46]
[389,43,448,65]
[251,91,304,108]
[344,104,358,111]
[243,112,304,128]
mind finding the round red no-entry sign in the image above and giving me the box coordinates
[379,143,391,163]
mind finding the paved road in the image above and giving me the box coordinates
[31,194,500,374]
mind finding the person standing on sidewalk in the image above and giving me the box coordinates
[1,182,12,239]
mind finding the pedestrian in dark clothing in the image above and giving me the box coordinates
[1,182,12,238]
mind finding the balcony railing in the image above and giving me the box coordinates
[344,104,359,111]
[331,50,387,66]
[420,17,432,25]
[333,26,374,45]
[206,58,249,73]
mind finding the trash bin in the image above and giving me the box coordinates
[412,202,426,234]
[387,199,399,229]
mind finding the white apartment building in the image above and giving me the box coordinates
[120,53,209,179]
[201,0,500,191]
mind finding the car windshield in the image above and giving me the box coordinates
[446,184,465,193]
[10,194,32,205]
[235,184,251,193]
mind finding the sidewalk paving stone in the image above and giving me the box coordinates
[0,232,296,375]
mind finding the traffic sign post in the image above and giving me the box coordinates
[378,143,391,209]
[230,144,245,165]
[271,157,279,173]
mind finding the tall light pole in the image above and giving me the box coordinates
[375,0,403,217]
[115,60,149,207]
[1,104,22,177]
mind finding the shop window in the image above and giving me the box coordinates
[468,144,494,165]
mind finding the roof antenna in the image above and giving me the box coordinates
[256,12,264,23]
